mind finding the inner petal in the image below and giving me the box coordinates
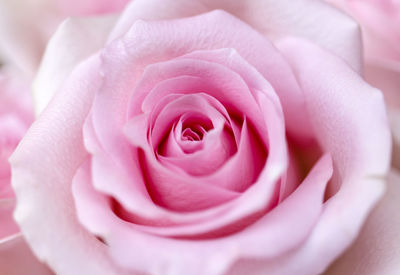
[152,94,237,176]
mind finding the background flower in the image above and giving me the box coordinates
[0,0,130,78]
[0,70,52,275]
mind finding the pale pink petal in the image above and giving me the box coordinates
[112,0,362,72]
[103,154,332,275]
[390,110,400,170]
[325,170,400,275]
[198,0,362,72]
[102,11,312,159]
[33,15,117,115]
[10,56,127,275]
[241,36,395,274]
[227,175,385,275]
[0,234,53,275]
[108,0,208,41]
[277,37,391,195]
[57,0,130,16]
[74,153,331,275]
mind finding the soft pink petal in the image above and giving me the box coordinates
[108,0,208,41]
[57,0,129,16]
[227,175,385,275]
[76,85,286,238]
[33,15,117,115]
[102,154,332,275]
[124,112,239,212]
[73,153,330,275]
[111,0,362,72]
[239,36,395,274]
[391,110,400,170]
[198,0,362,72]
[102,11,312,159]
[277,37,391,195]
[0,234,53,275]
[10,56,127,275]
[325,170,400,275]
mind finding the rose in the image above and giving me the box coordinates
[10,1,391,275]
[0,0,129,78]
[0,71,51,274]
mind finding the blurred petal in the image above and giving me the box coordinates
[0,234,53,275]
[57,0,129,15]
[0,0,58,76]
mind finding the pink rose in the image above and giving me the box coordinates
[0,72,51,274]
[0,0,129,78]
[10,1,391,275]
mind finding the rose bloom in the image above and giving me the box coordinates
[0,72,51,274]
[10,1,391,275]
[0,0,130,78]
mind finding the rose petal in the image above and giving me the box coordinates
[108,0,208,41]
[198,0,362,72]
[111,0,362,73]
[277,37,391,195]
[325,170,400,275]
[33,15,118,115]
[100,154,332,275]
[97,11,312,173]
[10,56,127,275]
[390,110,400,170]
[57,0,129,16]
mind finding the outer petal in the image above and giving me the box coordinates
[0,234,53,275]
[57,0,130,16]
[391,110,400,170]
[249,36,391,274]
[108,0,208,40]
[33,15,118,115]
[110,0,362,72]
[325,170,400,275]
[277,37,391,194]
[10,56,127,275]
[198,0,363,72]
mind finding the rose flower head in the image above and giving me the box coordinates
[10,1,391,275]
